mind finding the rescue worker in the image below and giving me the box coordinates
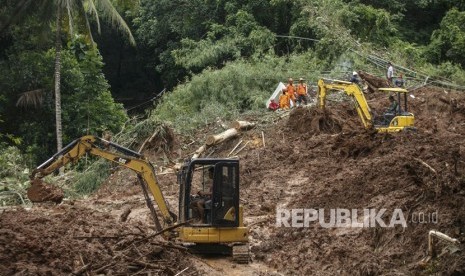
[296,77,308,105]
[286,78,296,107]
[386,62,394,86]
[279,89,290,110]
[395,73,405,87]
[350,71,360,84]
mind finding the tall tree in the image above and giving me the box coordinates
[1,0,135,152]
[54,6,63,152]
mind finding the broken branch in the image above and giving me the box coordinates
[413,158,437,174]
[228,140,243,157]
[192,145,207,159]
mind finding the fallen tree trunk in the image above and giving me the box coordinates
[205,128,238,146]
[231,120,255,130]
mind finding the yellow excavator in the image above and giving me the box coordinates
[317,78,415,132]
[29,135,249,263]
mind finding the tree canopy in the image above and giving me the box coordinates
[1,0,465,171]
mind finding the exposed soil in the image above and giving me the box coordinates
[2,80,465,275]
[359,71,389,93]
[0,202,195,275]
[238,84,465,275]
[27,179,64,204]
[288,108,343,135]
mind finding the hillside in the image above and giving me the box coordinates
[1,78,465,275]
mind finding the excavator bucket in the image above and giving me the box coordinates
[27,179,64,204]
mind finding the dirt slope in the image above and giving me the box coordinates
[238,85,465,275]
[1,82,465,275]
[0,201,195,275]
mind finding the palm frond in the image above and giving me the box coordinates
[84,0,101,34]
[66,0,75,36]
[94,0,135,45]
[83,11,95,44]
[16,89,45,108]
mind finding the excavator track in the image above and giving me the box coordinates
[232,244,250,264]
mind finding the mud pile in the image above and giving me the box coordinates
[237,85,465,275]
[3,79,465,275]
[288,108,343,134]
[27,179,64,204]
[358,70,388,93]
[0,204,195,275]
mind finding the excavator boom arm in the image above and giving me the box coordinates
[318,79,373,129]
[31,135,176,229]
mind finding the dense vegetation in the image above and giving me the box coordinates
[1,0,465,197]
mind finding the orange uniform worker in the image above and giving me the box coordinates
[279,89,290,110]
[296,77,308,105]
[286,78,296,107]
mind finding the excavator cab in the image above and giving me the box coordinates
[178,159,240,227]
[376,88,415,132]
[177,158,248,261]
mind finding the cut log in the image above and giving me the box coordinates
[206,128,238,146]
[358,71,388,90]
[231,120,255,130]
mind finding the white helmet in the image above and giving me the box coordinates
[352,71,358,75]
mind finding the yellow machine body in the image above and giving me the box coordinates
[318,79,416,132]
[31,136,249,261]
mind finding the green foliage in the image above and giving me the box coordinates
[0,146,29,182]
[342,4,396,45]
[134,0,301,87]
[72,160,111,195]
[63,41,127,139]
[421,62,465,85]
[388,40,427,68]
[172,10,275,72]
[427,8,465,67]
[0,31,128,163]
[152,53,323,133]
[0,145,30,205]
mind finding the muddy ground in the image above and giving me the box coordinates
[1,78,465,275]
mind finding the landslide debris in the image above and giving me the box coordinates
[27,179,64,204]
[238,85,465,275]
[288,108,343,134]
[0,204,195,275]
[3,81,465,276]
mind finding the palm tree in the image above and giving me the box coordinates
[2,0,136,152]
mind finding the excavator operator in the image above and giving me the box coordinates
[191,167,214,223]
[384,95,398,125]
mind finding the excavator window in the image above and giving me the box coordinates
[211,162,239,227]
[180,159,239,227]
